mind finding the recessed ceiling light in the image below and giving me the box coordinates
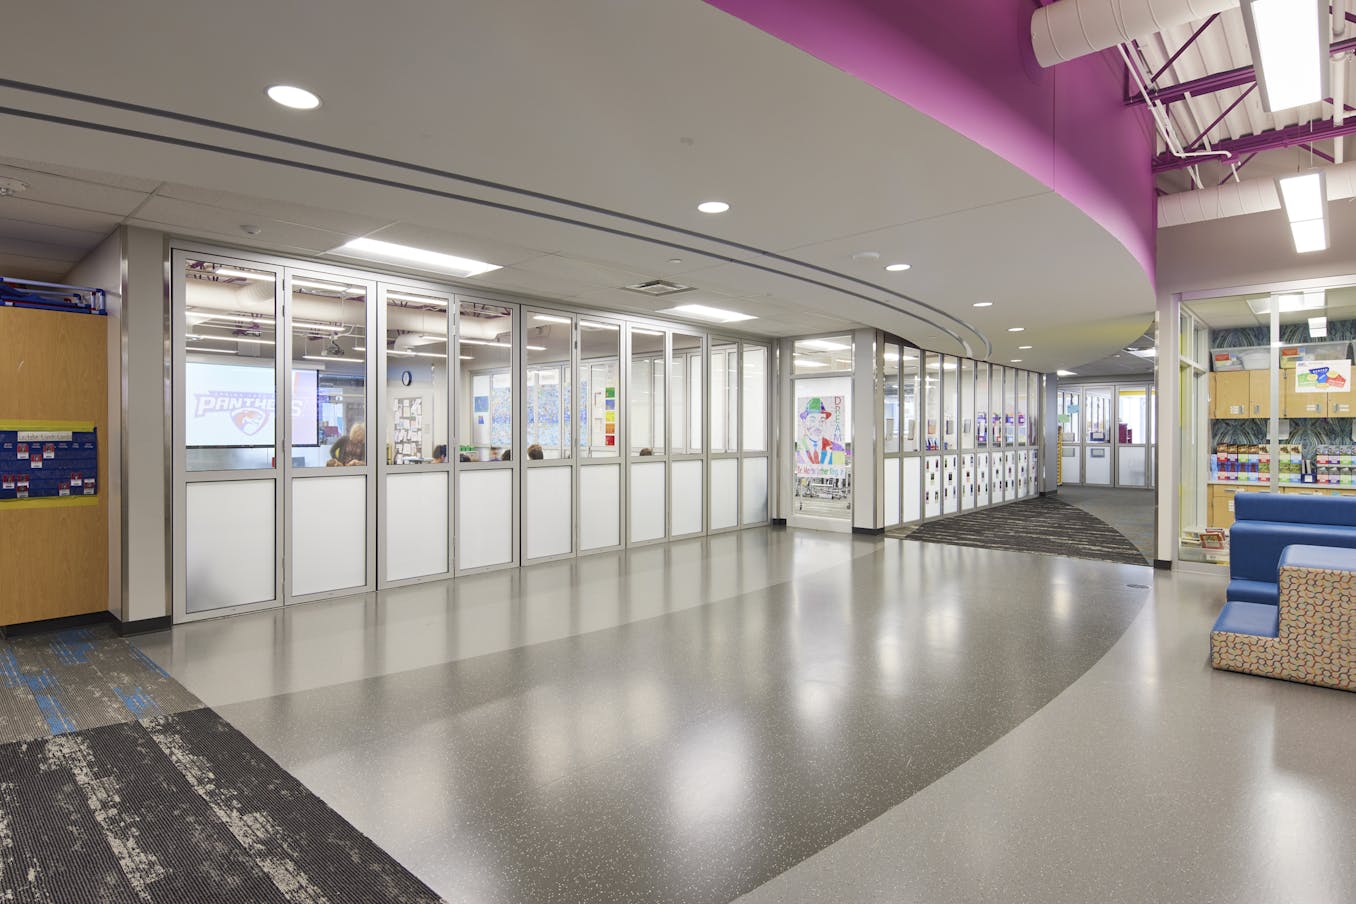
[884,263,911,272]
[1018,345,1032,350]
[1241,0,1326,113]
[337,237,500,278]
[267,85,321,110]
[1057,369,1077,377]
[973,302,993,308]
[1010,359,1023,363]
[657,303,755,323]
[667,258,683,264]
[697,201,730,214]
[1008,327,1025,332]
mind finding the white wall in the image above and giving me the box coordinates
[63,228,124,617]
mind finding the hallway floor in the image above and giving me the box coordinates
[130,527,1356,904]
[1058,484,1157,562]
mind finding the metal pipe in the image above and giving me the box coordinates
[1158,157,1356,225]
[1152,114,1356,171]
[1130,35,1356,105]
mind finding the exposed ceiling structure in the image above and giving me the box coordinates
[0,0,1155,371]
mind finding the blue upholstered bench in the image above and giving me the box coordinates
[1228,493,1356,606]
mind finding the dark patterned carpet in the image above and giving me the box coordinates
[887,495,1151,566]
[0,627,444,903]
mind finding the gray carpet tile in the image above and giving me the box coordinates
[889,496,1150,566]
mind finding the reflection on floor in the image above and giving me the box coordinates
[1059,485,1156,561]
[792,493,851,519]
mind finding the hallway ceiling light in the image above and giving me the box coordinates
[1057,370,1077,376]
[526,345,547,351]
[187,346,238,355]
[631,328,664,336]
[203,312,274,326]
[213,267,275,282]
[794,359,829,368]
[534,314,571,324]
[657,303,756,323]
[697,201,730,214]
[1018,345,1032,350]
[972,302,993,308]
[884,263,911,272]
[1007,327,1025,332]
[386,292,448,306]
[460,355,475,361]
[459,338,511,348]
[1010,359,1023,363]
[292,278,365,295]
[797,339,850,351]
[1277,170,1329,253]
[1242,0,1328,113]
[1124,347,1158,359]
[1247,290,1326,314]
[292,321,347,333]
[267,85,322,109]
[581,322,620,331]
[337,238,501,278]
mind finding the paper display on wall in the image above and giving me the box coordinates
[795,395,849,479]
[1295,359,1351,393]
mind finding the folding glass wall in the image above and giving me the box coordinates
[790,336,854,524]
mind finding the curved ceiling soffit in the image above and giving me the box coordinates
[0,78,992,358]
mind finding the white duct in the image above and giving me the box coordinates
[1032,0,1239,67]
[1158,159,1356,226]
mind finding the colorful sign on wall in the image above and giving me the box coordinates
[795,395,849,479]
[1295,359,1352,393]
[0,425,97,505]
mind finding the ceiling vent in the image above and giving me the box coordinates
[621,279,694,297]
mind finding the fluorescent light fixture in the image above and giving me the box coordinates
[411,351,447,359]
[203,312,274,325]
[292,277,365,294]
[581,322,620,331]
[631,328,664,336]
[1010,359,1023,363]
[337,237,501,278]
[1007,327,1025,332]
[1276,170,1329,253]
[1241,0,1328,113]
[884,263,911,272]
[459,338,511,348]
[526,345,547,351]
[267,85,321,110]
[460,355,475,361]
[386,291,448,306]
[1309,315,1328,337]
[697,201,730,214]
[1018,345,1033,350]
[797,339,851,351]
[213,267,275,282]
[1125,347,1158,359]
[187,346,237,355]
[1057,370,1077,377]
[972,302,993,308]
[534,314,572,324]
[794,359,829,368]
[292,321,347,333]
[657,303,756,323]
[1247,290,1326,314]
[418,335,449,343]
[1290,217,1329,253]
[187,333,275,345]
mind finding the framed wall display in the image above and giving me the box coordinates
[0,423,98,505]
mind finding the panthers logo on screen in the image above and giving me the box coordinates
[231,408,269,437]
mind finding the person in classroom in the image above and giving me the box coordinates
[639,447,653,456]
[527,444,544,460]
[501,449,512,461]
[432,444,448,463]
[328,423,366,466]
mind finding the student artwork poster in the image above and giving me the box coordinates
[795,396,848,479]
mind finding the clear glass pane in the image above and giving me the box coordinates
[961,358,975,450]
[578,320,620,457]
[671,333,703,454]
[630,328,665,456]
[942,356,958,451]
[924,352,941,452]
[975,362,990,448]
[902,350,920,453]
[742,344,768,452]
[1118,387,1148,444]
[526,311,572,460]
[793,375,852,518]
[1016,370,1029,446]
[1086,386,1112,443]
[711,340,738,453]
[1029,373,1040,445]
[1004,367,1017,446]
[383,288,449,464]
[290,274,367,468]
[459,302,513,462]
[183,259,278,471]
[883,341,900,454]
[793,335,852,374]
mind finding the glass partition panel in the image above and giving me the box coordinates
[793,335,853,374]
[1085,387,1112,443]
[1004,367,1017,446]
[630,328,665,455]
[1016,370,1029,446]
[383,288,449,464]
[711,339,738,453]
[1118,386,1148,445]
[578,320,620,457]
[742,344,768,452]
[960,358,976,450]
[525,312,572,460]
[1059,388,1080,441]
[902,349,920,453]
[458,302,513,463]
[183,259,278,471]
[290,275,367,469]
[671,333,703,454]
[942,356,959,450]
[1029,372,1041,445]
[883,341,900,454]
[975,362,990,448]
[924,352,942,452]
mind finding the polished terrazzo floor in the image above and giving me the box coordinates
[136,528,1356,904]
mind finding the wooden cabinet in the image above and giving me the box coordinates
[1211,371,1251,419]
[1208,484,1266,529]
[1325,374,1356,417]
[1246,369,1271,418]
[1281,367,1326,418]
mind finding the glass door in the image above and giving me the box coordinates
[790,336,854,526]
[1116,385,1154,487]
[1083,385,1114,486]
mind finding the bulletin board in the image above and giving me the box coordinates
[0,424,98,504]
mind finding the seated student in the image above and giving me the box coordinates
[527,443,544,460]
[490,446,503,461]
[638,447,654,456]
[501,449,512,462]
[459,452,472,462]
[432,444,448,463]
[329,423,366,467]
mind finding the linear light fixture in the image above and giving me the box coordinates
[188,333,276,345]
[187,346,238,355]
[386,291,448,306]
[1277,170,1329,253]
[794,359,829,368]
[337,237,501,278]
[656,303,756,323]
[292,321,348,333]
[631,328,664,336]
[1057,370,1077,377]
[797,339,850,351]
[201,312,274,325]
[534,314,572,324]
[302,354,362,363]
[213,267,275,282]
[1242,0,1328,113]
[459,338,511,348]
[292,277,365,295]
[1247,290,1326,314]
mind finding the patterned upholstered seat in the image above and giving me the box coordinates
[1211,544,1356,692]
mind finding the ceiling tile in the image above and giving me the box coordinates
[0,161,153,216]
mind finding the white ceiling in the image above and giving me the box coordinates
[0,0,1154,370]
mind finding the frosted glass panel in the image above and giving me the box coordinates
[292,475,366,596]
[671,459,704,535]
[186,479,275,613]
[903,457,922,522]
[1085,447,1113,485]
[741,457,768,524]
[711,458,738,530]
[884,457,901,525]
[580,464,621,550]
[526,466,573,559]
[459,469,513,569]
[385,471,448,581]
[1118,446,1147,486]
[630,461,666,542]
[1063,446,1082,484]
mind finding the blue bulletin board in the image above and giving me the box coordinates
[0,422,98,506]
